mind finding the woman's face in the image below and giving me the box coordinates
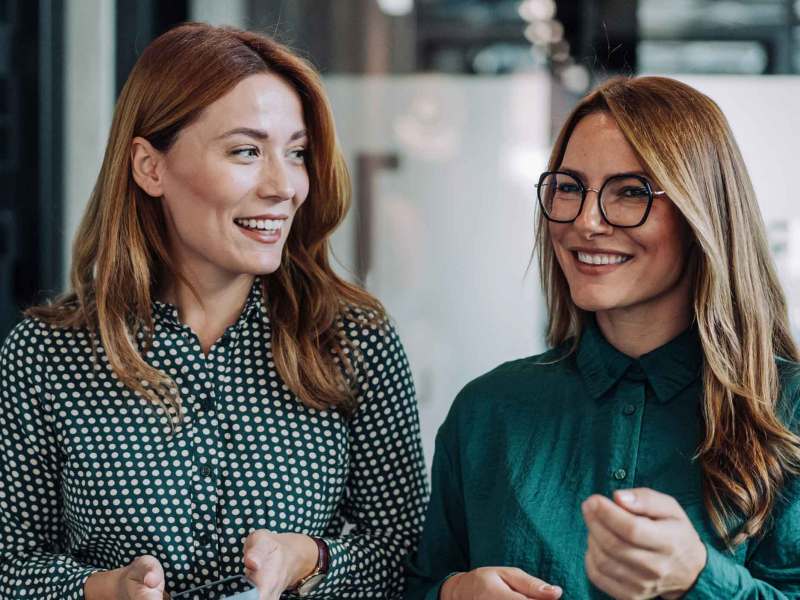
[156,73,309,285]
[548,112,692,319]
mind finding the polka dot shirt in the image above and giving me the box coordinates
[0,281,429,599]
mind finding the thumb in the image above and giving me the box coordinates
[614,488,685,520]
[129,555,165,588]
[500,567,563,599]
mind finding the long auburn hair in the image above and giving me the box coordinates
[28,23,383,419]
[536,76,800,546]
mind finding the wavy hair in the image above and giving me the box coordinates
[28,23,383,419]
[536,76,800,546]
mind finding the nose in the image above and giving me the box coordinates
[257,153,295,202]
[573,189,612,238]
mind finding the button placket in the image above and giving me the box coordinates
[190,342,227,581]
[609,379,646,490]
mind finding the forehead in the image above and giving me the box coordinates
[561,112,643,175]
[194,72,305,133]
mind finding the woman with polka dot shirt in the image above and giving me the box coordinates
[0,24,428,600]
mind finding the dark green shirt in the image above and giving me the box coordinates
[0,280,428,599]
[405,321,800,599]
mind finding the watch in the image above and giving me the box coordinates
[290,536,329,597]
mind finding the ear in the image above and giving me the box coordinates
[131,136,166,198]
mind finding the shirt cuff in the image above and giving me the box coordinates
[683,542,749,599]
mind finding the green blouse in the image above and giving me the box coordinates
[0,280,428,599]
[405,321,800,599]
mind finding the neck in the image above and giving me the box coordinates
[594,273,692,359]
[161,270,255,355]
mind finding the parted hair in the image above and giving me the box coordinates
[28,23,383,419]
[537,76,800,546]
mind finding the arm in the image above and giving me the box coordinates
[303,320,429,599]
[685,477,800,600]
[0,320,105,599]
[404,424,469,600]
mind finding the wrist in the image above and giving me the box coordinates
[439,572,464,600]
[84,568,123,600]
[663,540,707,600]
[282,533,321,588]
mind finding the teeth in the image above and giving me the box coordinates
[577,252,630,265]
[234,218,283,232]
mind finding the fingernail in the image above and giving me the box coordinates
[540,584,561,592]
[618,491,636,506]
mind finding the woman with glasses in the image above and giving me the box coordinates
[0,24,427,600]
[405,76,800,600]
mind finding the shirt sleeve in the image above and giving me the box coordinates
[403,409,469,600]
[685,475,800,599]
[0,320,104,599]
[298,319,429,599]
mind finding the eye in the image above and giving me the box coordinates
[556,182,581,193]
[288,148,307,162]
[620,186,650,198]
[232,147,259,159]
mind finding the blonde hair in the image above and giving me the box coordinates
[537,76,800,545]
[28,23,383,420]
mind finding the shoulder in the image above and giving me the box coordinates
[445,343,577,426]
[1,317,52,361]
[1,317,93,373]
[338,304,405,360]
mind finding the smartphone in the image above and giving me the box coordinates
[169,574,258,600]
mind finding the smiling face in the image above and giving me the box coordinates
[548,111,693,320]
[155,72,309,287]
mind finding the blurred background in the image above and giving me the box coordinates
[2,0,799,464]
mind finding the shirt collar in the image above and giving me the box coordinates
[577,317,703,404]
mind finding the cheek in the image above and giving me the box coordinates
[547,224,571,264]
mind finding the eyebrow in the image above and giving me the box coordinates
[215,127,308,142]
[559,166,651,180]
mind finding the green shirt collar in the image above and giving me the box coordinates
[577,317,702,404]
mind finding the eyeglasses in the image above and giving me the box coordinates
[535,171,667,228]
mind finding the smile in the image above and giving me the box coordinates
[233,217,283,233]
[575,251,632,265]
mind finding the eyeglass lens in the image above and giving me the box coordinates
[538,172,652,226]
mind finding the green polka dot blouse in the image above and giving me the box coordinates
[0,281,428,599]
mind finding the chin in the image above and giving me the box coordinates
[569,291,624,313]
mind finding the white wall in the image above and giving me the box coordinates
[63,0,115,280]
[189,0,247,27]
[673,76,800,336]
[325,74,552,465]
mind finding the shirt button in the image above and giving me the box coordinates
[623,404,636,416]
[613,468,628,481]
[200,466,213,478]
[197,533,211,546]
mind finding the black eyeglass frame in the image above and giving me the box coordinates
[535,170,667,228]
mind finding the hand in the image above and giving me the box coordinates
[582,488,707,600]
[440,567,563,600]
[242,530,319,600]
[85,555,166,600]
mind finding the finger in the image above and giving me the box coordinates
[499,567,563,599]
[585,508,667,573]
[585,542,646,600]
[582,495,662,550]
[614,488,686,521]
[587,531,662,585]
